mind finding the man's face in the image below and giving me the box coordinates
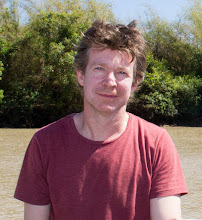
[76,48,136,115]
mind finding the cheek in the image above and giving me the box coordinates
[85,76,103,90]
[83,77,98,95]
[119,80,134,93]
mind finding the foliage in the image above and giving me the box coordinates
[128,1,202,124]
[0,0,201,127]
[172,75,202,121]
[1,12,84,127]
[0,0,23,106]
[141,13,201,77]
[0,0,21,42]
[20,0,115,23]
[128,54,178,124]
[0,0,116,127]
[128,54,202,124]
[182,0,202,49]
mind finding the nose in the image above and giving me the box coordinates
[102,71,117,87]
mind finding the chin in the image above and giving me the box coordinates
[96,105,126,115]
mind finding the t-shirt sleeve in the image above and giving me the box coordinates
[14,134,50,205]
[150,129,188,199]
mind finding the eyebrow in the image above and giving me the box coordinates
[90,61,106,67]
[90,61,131,71]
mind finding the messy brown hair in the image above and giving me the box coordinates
[74,20,147,85]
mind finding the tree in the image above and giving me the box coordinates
[128,54,178,124]
[179,0,202,77]
[0,0,22,112]
[0,0,21,42]
[131,4,202,124]
[128,54,202,124]
[1,12,85,127]
[20,0,115,23]
[0,0,116,127]
[182,0,202,49]
[141,0,202,77]
[141,13,198,76]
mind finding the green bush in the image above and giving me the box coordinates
[128,54,178,124]
[0,12,84,127]
[128,54,202,124]
[172,76,202,121]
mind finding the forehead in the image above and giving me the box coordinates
[87,48,134,67]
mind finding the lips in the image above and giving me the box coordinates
[96,92,118,98]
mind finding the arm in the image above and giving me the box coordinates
[150,195,181,220]
[24,203,50,220]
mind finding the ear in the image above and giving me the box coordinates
[76,70,84,87]
[131,80,138,94]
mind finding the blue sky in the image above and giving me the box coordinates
[109,0,191,23]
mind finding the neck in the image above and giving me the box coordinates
[73,110,129,142]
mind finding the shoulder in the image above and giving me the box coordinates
[29,114,75,149]
[128,113,168,139]
[25,114,75,158]
[128,113,174,155]
[34,114,74,138]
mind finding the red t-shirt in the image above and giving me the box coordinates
[14,113,188,219]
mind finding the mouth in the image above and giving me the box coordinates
[97,93,118,98]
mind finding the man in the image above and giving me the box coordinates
[14,20,188,220]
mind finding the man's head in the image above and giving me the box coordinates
[74,20,147,86]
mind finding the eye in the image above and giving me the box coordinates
[118,71,126,74]
[95,67,103,71]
